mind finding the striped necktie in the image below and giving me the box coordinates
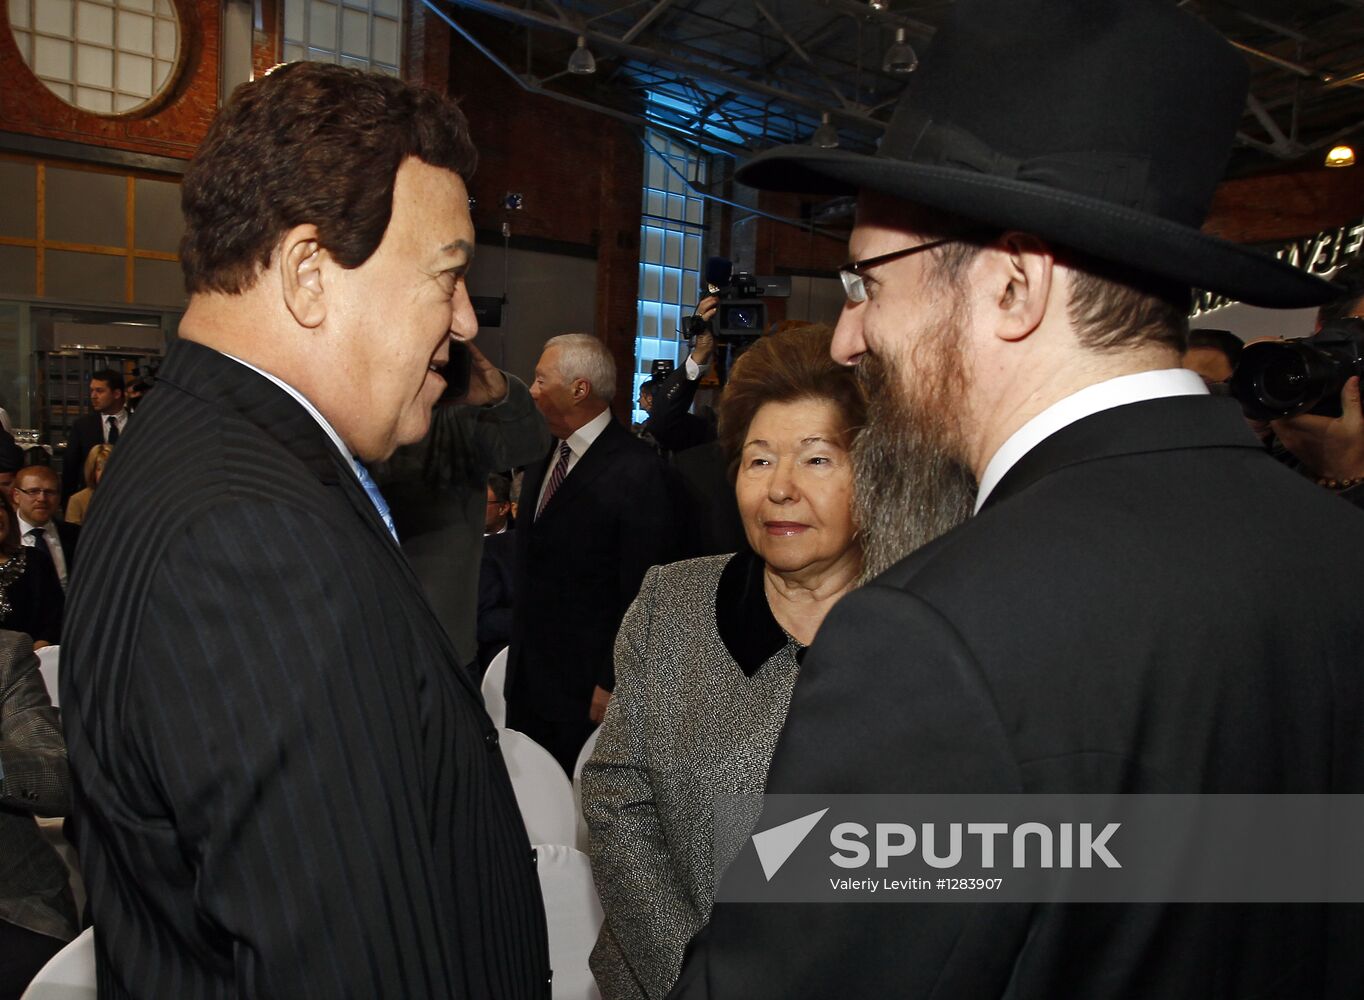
[536,441,572,520]
[352,459,398,543]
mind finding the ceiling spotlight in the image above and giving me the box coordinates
[868,0,889,9]
[812,112,839,149]
[882,27,918,75]
[1325,144,1356,168]
[567,35,597,75]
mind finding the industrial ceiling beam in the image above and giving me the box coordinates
[436,0,887,128]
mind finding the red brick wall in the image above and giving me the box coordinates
[450,32,644,420]
[0,0,219,161]
[751,191,847,325]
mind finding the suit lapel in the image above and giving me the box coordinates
[156,340,480,694]
[533,419,628,523]
[982,395,1263,514]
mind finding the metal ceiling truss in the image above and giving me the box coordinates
[431,0,1364,178]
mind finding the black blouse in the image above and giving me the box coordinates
[0,548,65,645]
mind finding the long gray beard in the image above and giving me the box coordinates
[852,353,977,582]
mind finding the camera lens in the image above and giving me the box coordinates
[1259,355,1310,409]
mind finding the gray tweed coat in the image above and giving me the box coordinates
[0,628,76,943]
[582,552,803,1000]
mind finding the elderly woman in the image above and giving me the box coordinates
[0,492,63,648]
[583,325,864,1000]
[63,443,112,526]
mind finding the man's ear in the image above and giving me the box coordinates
[986,232,1053,344]
[279,225,327,329]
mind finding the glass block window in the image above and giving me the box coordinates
[282,0,401,76]
[635,129,707,425]
[7,0,181,115]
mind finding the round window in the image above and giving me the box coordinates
[7,0,182,116]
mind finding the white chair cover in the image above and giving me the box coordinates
[480,647,509,727]
[572,726,601,852]
[36,645,60,708]
[534,844,604,1000]
[21,926,96,1000]
[499,728,577,847]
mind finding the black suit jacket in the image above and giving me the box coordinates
[507,418,680,720]
[477,527,517,672]
[53,520,80,574]
[16,519,79,586]
[61,412,111,500]
[62,340,550,999]
[673,395,1364,999]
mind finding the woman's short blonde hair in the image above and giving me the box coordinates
[84,443,113,489]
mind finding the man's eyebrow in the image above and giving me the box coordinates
[439,239,475,262]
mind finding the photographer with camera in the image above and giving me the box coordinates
[1232,258,1364,507]
[641,296,720,455]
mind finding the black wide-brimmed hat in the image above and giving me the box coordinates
[736,0,1336,308]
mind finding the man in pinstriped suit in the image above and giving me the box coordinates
[61,63,549,998]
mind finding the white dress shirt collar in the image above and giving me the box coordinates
[974,368,1208,513]
[219,351,354,467]
[16,514,67,587]
[101,407,129,440]
[564,406,613,460]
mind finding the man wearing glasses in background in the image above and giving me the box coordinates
[10,466,78,591]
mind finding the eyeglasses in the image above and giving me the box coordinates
[838,236,957,304]
[14,487,59,499]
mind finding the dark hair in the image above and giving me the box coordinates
[90,368,125,392]
[891,201,1189,354]
[638,378,657,395]
[718,325,866,478]
[0,489,19,556]
[487,473,511,504]
[180,62,478,295]
[1186,328,1242,370]
[1319,257,1364,325]
[1062,253,1189,354]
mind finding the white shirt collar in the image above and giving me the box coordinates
[219,351,354,467]
[974,368,1208,513]
[16,514,50,539]
[564,406,613,459]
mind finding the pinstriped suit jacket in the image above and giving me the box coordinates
[61,339,550,999]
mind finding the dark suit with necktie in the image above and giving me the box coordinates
[507,418,680,773]
[672,395,1364,999]
[22,521,79,590]
[60,412,120,501]
[62,339,550,999]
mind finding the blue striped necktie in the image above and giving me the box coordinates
[352,459,398,543]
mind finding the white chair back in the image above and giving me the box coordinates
[499,728,577,847]
[534,844,604,1000]
[480,647,509,727]
[36,645,60,708]
[572,726,601,852]
[21,926,96,1000]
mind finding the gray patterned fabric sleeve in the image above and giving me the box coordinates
[583,566,702,1000]
[0,631,70,817]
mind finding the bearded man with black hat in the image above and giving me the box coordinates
[667,1,1364,998]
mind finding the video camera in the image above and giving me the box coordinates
[696,257,791,340]
[1230,318,1364,420]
